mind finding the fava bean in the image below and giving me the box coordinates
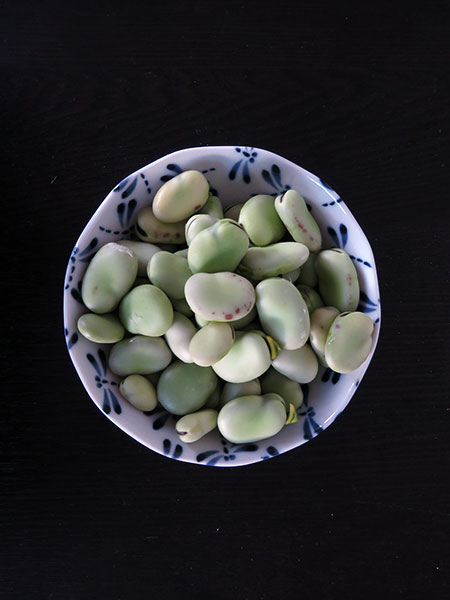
[171,297,194,318]
[176,409,218,443]
[238,242,309,281]
[260,368,303,409]
[119,374,157,411]
[212,331,271,383]
[230,304,257,330]
[174,248,189,258]
[189,322,234,367]
[157,361,217,415]
[185,272,255,323]
[221,379,261,406]
[239,194,285,246]
[135,206,185,244]
[315,248,360,312]
[280,267,301,283]
[148,251,192,299]
[275,190,322,252]
[132,276,152,289]
[117,240,161,276]
[309,306,340,366]
[272,344,319,383]
[296,284,324,314]
[119,284,173,337]
[255,278,309,350]
[194,312,210,328]
[297,252,318,287]
[199,194,224,219]
[159,243,180,253]
[77,313,125,344]
[217,394,287,444]
[81,242,138,313]
[152,170,209,223]
[109,335,172,376]
[325,311,374,373]
[204,384,222,409]
[223,203,244,221]
[164,312,197,363]
[185,214,218,245]
[188,219,249,273]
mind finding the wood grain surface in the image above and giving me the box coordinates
[1,1,449,599]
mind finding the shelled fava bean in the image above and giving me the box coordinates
[77,170,375,445]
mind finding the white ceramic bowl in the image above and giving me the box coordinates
[63,146,381,466]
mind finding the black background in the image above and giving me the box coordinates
[2,1,449,599]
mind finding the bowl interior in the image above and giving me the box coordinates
[63,146,381,467]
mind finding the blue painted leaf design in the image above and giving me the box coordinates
[358,291,378,313]
[163,439,171,454]
[108,389,121,415]
[327,226,340,248]
[160,163,183,182]
[309,415,323,435]
[242,160,250,183]
[117,203,126,228]
[321,368,331,382]
[233,444,258,453]
[78,238,98,258]
[339,224,348,248]
[207,454,226,466]
[87,353,101,376]
[229,159,243,181]
[66,332,78,350]
[167,163,182,173]
[102,388,111,414]
[173,444,183,459]
[121,177,137,199]
[113,175,131,193]
[98,349,108,375]
[126,199,137,225]
[332,371,341,384]
[262,168,276,189]
[303,419,313,440]
[197,450,219,463]
[266,446,279,456]
[153,412,171,430]
[271,164,282,186]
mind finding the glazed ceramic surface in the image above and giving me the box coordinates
[63,146,381,466]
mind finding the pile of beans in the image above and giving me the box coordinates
[77,170,374,444]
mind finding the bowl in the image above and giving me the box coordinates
[63,146,381,467]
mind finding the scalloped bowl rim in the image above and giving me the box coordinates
[63,146,381,467]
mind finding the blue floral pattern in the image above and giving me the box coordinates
[321,368,341,385]
[196,438,259,466]
[261,164,291,194]
[64,327,78,350]
[229,147,258,184]
[64,238,98,304]
[261,446,280,461]
[163,438,183,459]
[358,291,379,314]
[86,349,121,415]
[327,224,372,267]
[298,385,323,440]
[160,163,183,183]
[99,199,137,235]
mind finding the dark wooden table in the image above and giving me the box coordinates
[2,1,449,598]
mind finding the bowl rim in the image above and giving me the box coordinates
[63,145,381,466]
